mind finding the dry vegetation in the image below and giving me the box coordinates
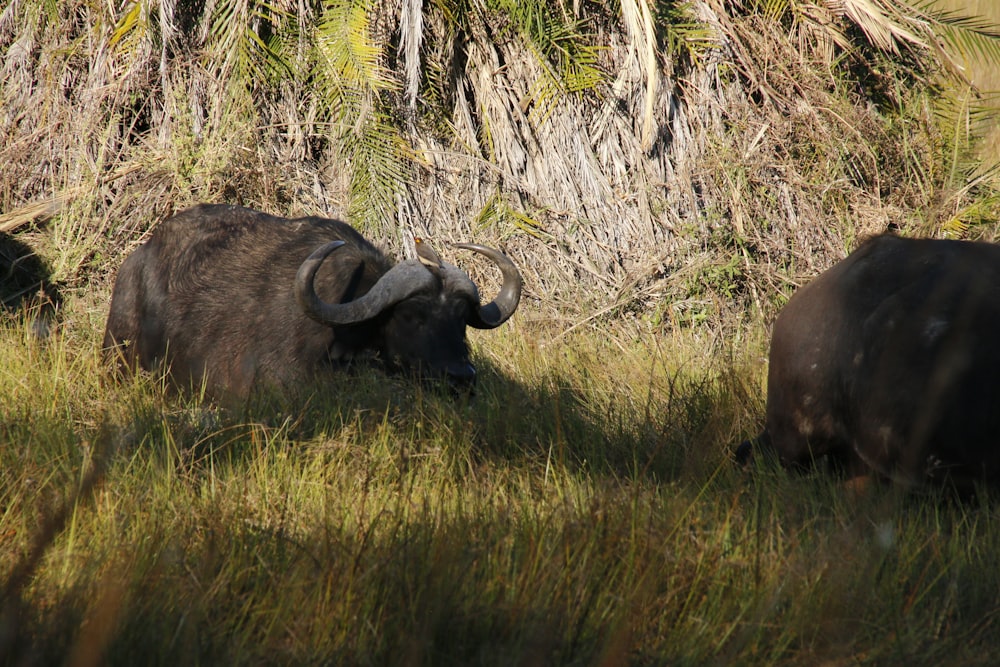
[3,0,1000,664]
[1,0,996,326]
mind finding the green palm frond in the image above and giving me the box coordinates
[472,190,505,231]
[20,0,63,30]
[206,0,292,84]
[342,113,413,229]
[659,2,718,67]
[940,187,1000,238]
[316,0,397,97]
[313,0,410,232]
[488,0,605,116]
[109,1,151,52]
[473,190,549,240]
[931,83,999,179]
[743,0,791,22]
[916,1,1000,71]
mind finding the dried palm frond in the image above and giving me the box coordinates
[839,0,926,53]
[0,197,68,234]
[399,0,423,118]
[619,0,659,150]
[1,0,997,325]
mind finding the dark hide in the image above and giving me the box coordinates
[743,234,1000,490]
[1,233,61,338]
[103,204,518,399]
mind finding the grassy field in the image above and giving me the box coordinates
[2,303,999,665]
[4,1,1000,664]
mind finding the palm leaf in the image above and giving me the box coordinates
[488,0,605,118]
[838,0,926,53]
[206,0,291,84]
[342,114,413,230]
[916,1,1000,68]
[399,0,424,116]
[316,0,397,97]
[109,1,147,50]
[313,0,410,232]
[619,0,657,151]
[659,2,720,68]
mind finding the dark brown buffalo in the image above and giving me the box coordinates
[739,234,1000,490]
[1,232,61,338]
[102,204,522,398]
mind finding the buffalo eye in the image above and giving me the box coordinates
[394,303,427,328]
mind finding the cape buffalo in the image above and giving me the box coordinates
[102,204,522,398]
[739,234,1000,491]
[1,232,61,339]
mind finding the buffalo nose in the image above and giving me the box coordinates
[446,362,477,386]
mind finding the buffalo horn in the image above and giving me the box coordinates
[295,241,436,325]
[454,243,523,329]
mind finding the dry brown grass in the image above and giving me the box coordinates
[2,1,995,337]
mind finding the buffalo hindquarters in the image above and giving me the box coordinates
[750,234,1000,490]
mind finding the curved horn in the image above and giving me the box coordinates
[453,243,523,329]
[295,242,436,325]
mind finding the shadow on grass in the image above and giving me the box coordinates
[6,357,1000,665]
[3,478,655,666]
[8,455,1000,666]
[123,347,753,490]
[0,332,769,665]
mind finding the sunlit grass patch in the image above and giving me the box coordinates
[2,305,1000,664]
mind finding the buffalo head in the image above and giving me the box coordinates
[294,239,522,385]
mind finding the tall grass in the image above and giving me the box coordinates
[3,1,1000,664]
[2,314,999,665]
